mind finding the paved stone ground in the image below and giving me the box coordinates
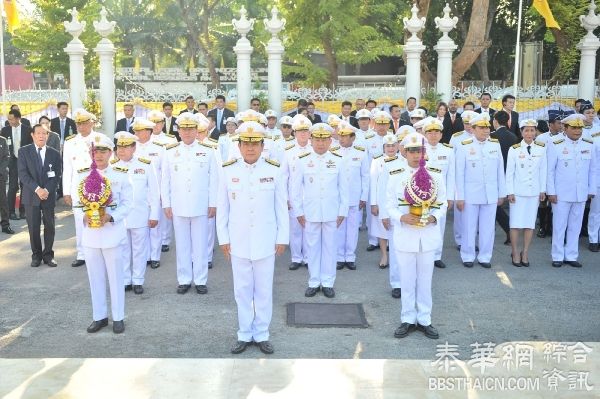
[0,203,599,361]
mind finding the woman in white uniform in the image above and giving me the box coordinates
[506,119,547,267]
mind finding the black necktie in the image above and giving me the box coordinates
[527,145,531,155]
[37,147,44,175]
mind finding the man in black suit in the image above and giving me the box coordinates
[349,98,366,117]
[1,109,33,219]
[500,94,520,138]
[306,101,322,124]
[289,99,308,118]
[339,100,359,128]
[50,101,77,144]
[442,99,464,143]
[4,104,31,128]
[207,94,235,134]
[179,96,198,114]
[162,102,179,140]
[0,135,14,233]
[18,124,61,267]
[400,97,417,125]
[475,92,496,119]
[115,103,136,133]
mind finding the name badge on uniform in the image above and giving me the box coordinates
[260,177,274,183]
[438,156,446,160]
[47,164,55,177]
[582,150,590,154]
[134,168,145,174]
[326,160,336,169]
[7,138,11,145]
[149,152,158,156]
[196,152,206,156]
[232,177,239,183]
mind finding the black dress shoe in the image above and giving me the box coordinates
[322,287,335,298]
[289,262,302,270]
[346,262,356,270]
[256,340,274,355]
[504,237,511,245]
[19,213,25,220]
[30,259,41,267]
[391,288,401,298]
[2,226,15,234]
[86,318,108,333]
[113,320,125,334]
[551,261,562,268]
[303,262,308,268]
[177,284,191,294]
[379,263,389,269]
[304,286,320,297]
[196,285,208,294]
[231,340,252,354]
[589,243,599,252]
[479,262,491,269]
[208,261,213,269]
[519,252,529,267]
[150,261,160,269]
[71,259,85,267]
[537,227,546,238]
[133,285,144,294]
[434,260,446,269]
[394,322,414,338]
[9,213,18,220]
[511,254,521,267]
[146,260,152,266]
[44,259,58,267]
[125,284,133,291]
[336,261,345,270]
[417,323,439,339]
[463,262,474,268]
[161,245,170,252]
[366,244,380,251]
[456,245,461,251]
[565,260,582,268]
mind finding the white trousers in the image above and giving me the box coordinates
[290,214,308,263]
[231,254,275,342]
[161,212,173,245]
[396,248,434,325]
[435,212,448,261]
[123,227,149,285]
[207,216,216,263]
[588,193,600,243]
[173,215,208,285]
[366,203,378,246]
[452,203,462,247]
[388,226,400,289]
[73,208,85,260]
[84,246,124,322]
[552,201,585,261]
[461,203,497,263]
[305,221,337,288]
[149,211,164,261]
[337,205,361,262]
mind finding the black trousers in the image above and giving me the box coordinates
[0,173,8,227]
[496,204,510,235]
[7,157,24,215]
[25,204,56,261]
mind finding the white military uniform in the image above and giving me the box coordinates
[150,132,177,146]
[216,157,289,342]
[588,131,600,243]
[369,154,390,240]
[335,144,369,263]
[536,131,563,145]
[291,150,349,288]
[285,141,312,265]
[365,132,387,247]
[377,155,406,290]
[505,140,547,229]
[547,136,596,261]
[425,142,455,261]
[449,130,470,247]
[228,135,285,164]
[62,130,105,261]
[455,137,506,264]
[200,137,222,267]
[386,165,447,326]
[161,141,218,286]
[113,157,160,286]
[134,139,167,262]
[74,165,133,323]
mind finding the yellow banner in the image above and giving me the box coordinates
[3,0,20,33]
[533,0,560,30]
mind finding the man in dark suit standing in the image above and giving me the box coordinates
[162,102,179,140]
[400,97,417,125]
[339,100,359,128]
[4,104,31,128]
[306,101,322,124]
[442,99,464,143]
[349,98,366,117]
[114,103,135,133]
[17,124,61,267]
[179,96,198,114]
[500,94,520,138]
[207,94,235,134]
[1,109,33,219]
[50,101,77,144]
[0,135,14,233]
[475,92,496,119]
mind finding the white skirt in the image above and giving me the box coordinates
[509,196,540,229]
[370,214,389,239]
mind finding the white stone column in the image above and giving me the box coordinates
[63,8,87,111]
[434,4,458,103]
[403,3,426,104]
[264,6,286,116]
[94,8,117,137]
[577,0,600,101]
[233,6,255,111]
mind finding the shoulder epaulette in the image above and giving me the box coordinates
[208,137,218,143]
[553,138,564,145]
[285,136,295,142]
[582,137,594,144]
[77,167,90,173]
[511,143,520,149]
[264,136,273,140]
[427,167,441,173]
[442,143,453,149]
[152,141,166,147]
[166,143,180,150]
[452,131,463,137]
[330,150,342,157]
[354,145,365,151]
[534,140,545,147]
[298,152,311,159]
[329,146,340,152]
[222,159,238,167]
[273,135,281,140]
[390,168,404,175]
[365,134,375,140]
[113,166,128,173]
[488,138,499,143]
[461,139,473,145]
[231,135,240,142]
[165,133,176,138]
[110,158,120,164]
[373,154,383,159]
[592,132,600,138]
[285,143,295,151]
[199,142,216,149]
[65,134,76,141]
[138,157,151,164]
[265,158,280,167]
[384,156,398,162]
